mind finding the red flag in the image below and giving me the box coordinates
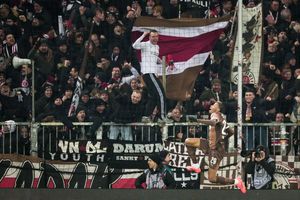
[132,16,229,101]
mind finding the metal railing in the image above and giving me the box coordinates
[0,122,299,157]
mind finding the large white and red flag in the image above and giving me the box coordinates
[132,16,229,101]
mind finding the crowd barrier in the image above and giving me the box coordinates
[1,121,299,156]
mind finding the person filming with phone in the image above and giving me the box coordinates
[245,145,276,189]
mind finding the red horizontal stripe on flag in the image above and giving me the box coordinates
[112,178,136,189]
[132,29,223,62]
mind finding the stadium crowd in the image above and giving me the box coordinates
[0,0,299,155]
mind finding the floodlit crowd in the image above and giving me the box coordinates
[0,0,299,155]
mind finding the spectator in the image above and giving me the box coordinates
[94,7,109,37]
[224,84,238,122]
[278,8,293,33]
[109,23,130,57]
[78,90,93,115]
[0,84,29,121]
[3,30,29,59]
[18,125,31,155]
[159,150,172,174]
[242,89,273,151]
[263,41,283,76]
[166,0,180,19]
[167,106,186,141]
[28,38,55,82]
[36,95,73,130]
[33,0,52,27]
[0,120,17,153]
[109,90,144,141]
[277,68,295,115]
[87,98,109,140]
[129,78,142,91]
[220,0,234,17]
[108,44,125,70]
[145,0,156,16]
[107,66,122,96]
[269,112,292,155]
[245,0,257,8]
[70,107,90,140]
[135,152,175,189]
[152,5,164,19]
[290,74,300,122]
[55,41,72,94]
[132,30,168,121]
[264,0,281,29]
[199,78,229,103]
[120,60,140,86]
[70,31,84,66]
[35,84,54,116]
[256,72,279,119]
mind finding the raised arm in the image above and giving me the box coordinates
[132,32,148,49]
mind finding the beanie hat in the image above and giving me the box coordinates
[159,150,169,161]
[75,106,86,116]
[94,99,107,107]
[149,153,161,165]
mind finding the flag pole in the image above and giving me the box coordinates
[229,1,238,39]
[162,56,167,92]
[178,3,181,19]
[237,0,243,175]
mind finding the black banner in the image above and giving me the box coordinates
[107,140,164,169]
[163,140,204,189]
[45,140,108,163]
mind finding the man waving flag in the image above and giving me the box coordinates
[132,16,229,101]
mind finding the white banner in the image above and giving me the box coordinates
[231,3,263,85]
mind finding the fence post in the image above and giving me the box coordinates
[30,123,39,156]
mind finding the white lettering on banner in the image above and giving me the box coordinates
[124,144,135,153]
[58,140,79,153]
[49,152,56,160]
[113,144,124,153]
[69,142,79,153]
[165,141,204,168]
[166,142,200,155]
[86,141,106,153]
[58,140,107,154]
[134,144,144,153]
[73,154,80,162]
[180,0,208,7]
[96,154,105,162]
[144,144,153,153]
[58,141,69,153]
[174,172,199,182]
[116,156,139,161]
[60,153,68,161]
[177,154,190,168]
[113,143,163,153]
[168,142,177,153]
[86,154,92,162]
[47,153,105,162]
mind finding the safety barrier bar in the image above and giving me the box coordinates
[0,122,299,157]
